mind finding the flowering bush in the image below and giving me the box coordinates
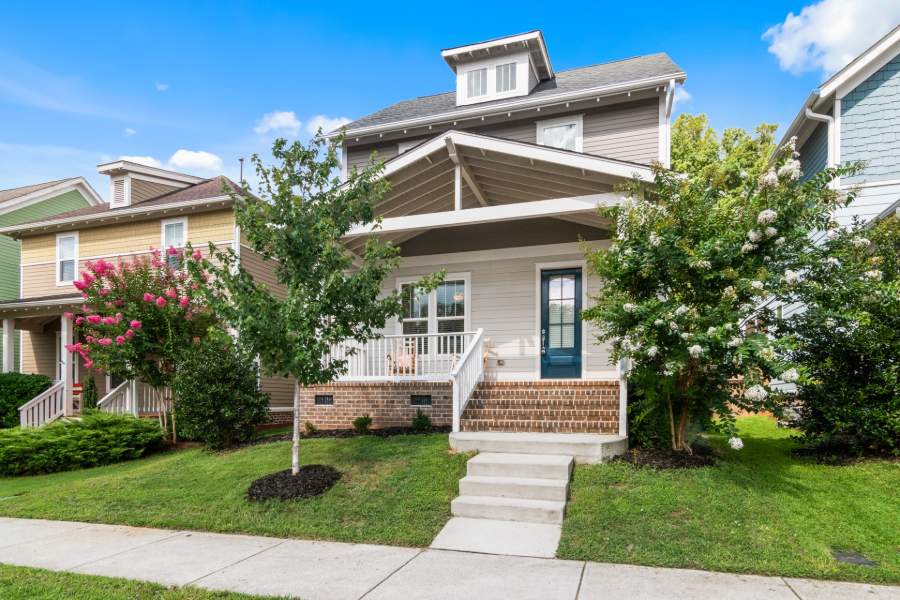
[779,217,899,454]
[584,116,859,451]
[65,247,216,390]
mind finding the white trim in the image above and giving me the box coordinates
[55,231,78,287]
[456,52,531,106]
[97,160,205,184]
[535,114,584,152]
[160,216,188,249]
[824,26,900,99]
[0,178,103,216]
[534,260,588,380]
[347,193,622,238]
[400,240,608,268]
[396,272,472,337]
[441,31,552,78]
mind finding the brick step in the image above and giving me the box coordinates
[467,397,616,405]
[461,419,613,433]
[461,410,613,422]
[465,402,615,412]
[471,391,616,398]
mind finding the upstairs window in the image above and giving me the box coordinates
[161,218,187,268]
[467,68,488,98]
[536,115,584,152]
[496,62,517,93]
[56,233,77,285]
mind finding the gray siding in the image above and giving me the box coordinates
[842,53,900,184]
[799,121,828,182]
[833,180,900,226]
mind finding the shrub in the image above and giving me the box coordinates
[0,373,52,429]
[0,411,164,476]
[352,414,372,434]
[81,376,98,410]
[411,409,431,432]
[172,333,270,449]
[304,421,319,435]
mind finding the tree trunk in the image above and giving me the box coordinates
[291,379,301,476]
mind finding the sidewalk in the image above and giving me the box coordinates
[0,517,897,600]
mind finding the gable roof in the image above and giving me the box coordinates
[0,177,103,214]
[0,176,242,238]
[335,53,685,138]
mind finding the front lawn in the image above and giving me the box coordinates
[0,433,467,547]
[0,564,280,600]
[558,416,900,584]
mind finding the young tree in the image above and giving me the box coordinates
[583,117,859,451]
[192,135,440,476]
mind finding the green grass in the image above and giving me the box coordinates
[558,416,900,584]
[0,433,468,547]
[0,564,282,599]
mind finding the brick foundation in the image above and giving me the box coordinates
[461,380,621,433]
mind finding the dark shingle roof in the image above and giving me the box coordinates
[0,178,79,206]
[342,53,683,132]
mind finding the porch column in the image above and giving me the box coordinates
[60,315,74,416]
[2,319,14,373]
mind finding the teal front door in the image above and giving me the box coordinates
[540,268,582,379]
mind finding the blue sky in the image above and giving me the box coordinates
[1,0,898,195]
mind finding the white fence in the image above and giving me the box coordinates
[18,380,66,427]
[330,332,478,381]
[97,381,172,416]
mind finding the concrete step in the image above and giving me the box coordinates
[466,452,573,480]
[451,495,566,524]
[459,475,568,502]
[451,432,628,464]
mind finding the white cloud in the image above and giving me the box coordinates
[168,149,223,172]
[154,81,169,92]
[305,114,351,136]
[254,110,302,136]
[673,86,692,107]
[763,0,900,75]
[119,155,162,168]
[124,127,136,136]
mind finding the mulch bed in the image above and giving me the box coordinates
[247,465,342,501]
[612,446,717,469]
[249,425,451,446]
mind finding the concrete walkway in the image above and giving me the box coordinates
[1,517,897,600]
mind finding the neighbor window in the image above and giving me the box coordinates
[399,275,469,354]
[466,68,488,98]
[537,116,584,152]
[495,62,517,93]
[56,233,77,285]
[161,218,187,268]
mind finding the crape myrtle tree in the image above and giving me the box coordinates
[190,134,441,476]
[583,114,859,452]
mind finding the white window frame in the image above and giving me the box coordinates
[161,217,188,250]
[396,272,472,337]
[536,114,584,152]
[495,61,517,94]
[456,51,530,106]
[466,67,488,99]
[55,232,78,286]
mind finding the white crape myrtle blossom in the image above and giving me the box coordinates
[757,209,778,225]
[851,237,871,249]
[825,318,836,328]
[775,237,786,246]
[649,232,661,247]
[750,280,764,290]
[764,226,778,238]
[863,270,883,281]
[777,159,801,181]
[654,319,665,326]
[669,321,679,331]
[675,305,689,316]
[826,257,841,267]
[723,286,737,300]
[741,242,758,253]
[748,229,763,243]
[760,169,779,188]
[623,303,636,312]
[647,346,659,358]
[760,346,776,361]
[744,384,768,402]
[724,323,734,331]
[780,368,799,383]
[707,326,717,336]
[783,269,801,285]
[727,336,742,348]
[694,259,712,269]
[688,344,703,358]
[681,332,693,340]
[728,437,744,451]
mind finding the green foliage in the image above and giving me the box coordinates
[172,332,270,449]
[81,375,98,410]
[304,421,318,435]
[0,372,52,429]
[352,414,372,434]
[411,409,432,431]
[780,217,900,454]
[583,114,860,450]
[0,411,164,476]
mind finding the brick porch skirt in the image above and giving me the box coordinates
[266,379,620,434]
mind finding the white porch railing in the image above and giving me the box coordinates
[451,328,485,432]
[19,380,66,428]
[331,331,478,381]
[97,380,172,416]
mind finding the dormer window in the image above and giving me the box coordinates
[456,52,531,106]
[496,62,517,93]
[467,68,488,98]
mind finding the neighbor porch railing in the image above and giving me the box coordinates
[19,380,66,427]
[330,331,479,381]
[97,380,172,417]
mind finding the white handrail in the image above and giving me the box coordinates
[18,380,66,428]
[450,328,485,432]
[97,380,172,417]
[97,380,131,416]
[331,331,477,381]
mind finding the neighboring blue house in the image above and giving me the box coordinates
[781,24,900,226]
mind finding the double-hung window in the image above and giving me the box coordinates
[536,115,584,152]
[56,233,77,285]
[161,218,187,269]
[399,275,469,354]
[466,68,488,99]
[495,62,517,93]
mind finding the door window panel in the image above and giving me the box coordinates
[548,274,576,349]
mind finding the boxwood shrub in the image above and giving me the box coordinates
[0,372,52,429]
[0,411,165,476]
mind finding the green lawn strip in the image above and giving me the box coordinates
[0,433,468,547]
[0,563,283,600]
[557,416,900,584]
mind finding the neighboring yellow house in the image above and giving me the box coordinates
[0,160,292,426]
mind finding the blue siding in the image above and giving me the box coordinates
[799,121,828,181]
[841,53,900,184]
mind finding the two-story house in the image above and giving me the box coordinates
[308,31,685,454]
[782,24,900,225]
[0,178,102,371]
[0,161,293,426]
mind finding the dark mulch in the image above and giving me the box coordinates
[247,465,342,501]
[612,446,717,469]
[249,425,451,446]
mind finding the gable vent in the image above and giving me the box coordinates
[112,179,126,206]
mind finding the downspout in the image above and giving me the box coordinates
[804,107,835,168]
